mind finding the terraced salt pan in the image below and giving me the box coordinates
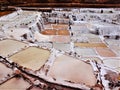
[53,43,71,52]
[34,31,70,43]
[88,38,102,43]
[41,29,70,35]
[105,39,120,47]
[71,36,89,43]
[103,58,120,72]
[82,34,102,43]
[70,25,89,32]
[110,46,120,56]
[57,30,70,35]
[34,32,52,42]
[48,55,97,87]
[41,29,57,35]
[0,63,13,80]
[75,43,107,48]
[52,36,70,43]
[74,47,97,56]
[44,24,52,29]
[0,39,28,57]
[52,24,68,30]
[81,34,100,38]
[96,48,116,57]
[72,35,102,43]
[0,78,30,90]
[10,47,50,71]
[4,28,30,40]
